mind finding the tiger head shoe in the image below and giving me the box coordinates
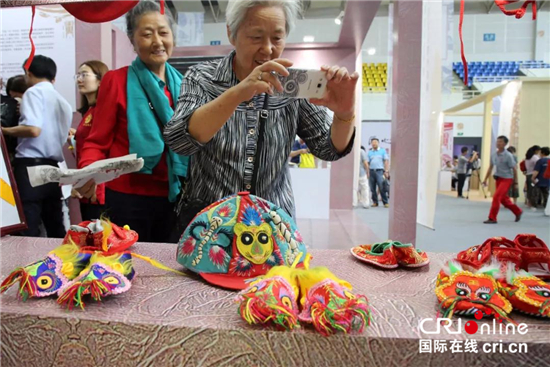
[350,242,398,269]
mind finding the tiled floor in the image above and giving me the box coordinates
[298,193,550,253]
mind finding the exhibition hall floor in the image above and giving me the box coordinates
[297,193,550,253]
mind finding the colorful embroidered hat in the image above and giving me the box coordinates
[176,192,308,290]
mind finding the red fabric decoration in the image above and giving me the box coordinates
[160,0,165,15]
[459,0,468,85]
[23,6,36,71]
[495,0,537,20]
[458,0,537,87]
[62,1,139,23]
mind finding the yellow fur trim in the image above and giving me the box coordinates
[249,266,300,295]
[50,243,84,278]
[131,253,187,276]
[295,267,352,307]
[89,252,133,275]
[100,220,113,252]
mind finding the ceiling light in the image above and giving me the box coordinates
[335,10,344,25]
[303,35,315,43]
[367,47,376,56]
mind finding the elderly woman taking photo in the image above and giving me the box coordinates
[164,0,357,229]
[77,1,188,242]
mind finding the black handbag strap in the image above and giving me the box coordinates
[250,94,269,195]
[147,101,165,133]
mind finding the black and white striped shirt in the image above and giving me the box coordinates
[164,51,354,217]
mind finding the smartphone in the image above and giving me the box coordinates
[273,68,327,99]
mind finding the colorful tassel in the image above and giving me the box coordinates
[237,267,300,330]
[57,252,134,310]
[0,243,90,300]
[298,278,371,336]
[0,268,37,301]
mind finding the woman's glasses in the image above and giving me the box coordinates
[74,72,97,80]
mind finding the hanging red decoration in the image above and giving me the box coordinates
[62,1,139,23]
[494,0,537,20]
[23,6,36,71]
[457,0,537,86]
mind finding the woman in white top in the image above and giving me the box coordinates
[525,145,541,208]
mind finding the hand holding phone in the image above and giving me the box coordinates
[272,68,328,99]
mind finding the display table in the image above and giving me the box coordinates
[1,236,548,366]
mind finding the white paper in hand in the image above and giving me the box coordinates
[27,154,144,188]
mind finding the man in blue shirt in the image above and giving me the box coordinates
[366,138,389,207]
[289,138,308,165]
[2,55,71,237]
[482,135,522,224]
[532,146,549,209]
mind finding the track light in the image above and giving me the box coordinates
[334,10,344,25]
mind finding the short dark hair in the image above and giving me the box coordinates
[541,147,550,156]
[371,138,379,143]
[453,155,458,160]
[461,147,468,153]
[125,0,176,44]
[23,55,56,81]
[6,75,27,95]
[497,135,509,145]
[507,146,516,154]
[526,145,541,160]
[361,145,366,151]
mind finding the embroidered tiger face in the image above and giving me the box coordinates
[234,222,274,265]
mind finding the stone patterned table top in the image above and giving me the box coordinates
[1,236,549,367]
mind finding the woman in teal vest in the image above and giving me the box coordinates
[77,1,187,243]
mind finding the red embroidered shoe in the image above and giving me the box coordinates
[63,220,104,248]
[350,242,398,269]
[497,268,550,318]
[63,219,138,254]
[456,237,522,271]
[391,241,430,268]
[514,234,550,280]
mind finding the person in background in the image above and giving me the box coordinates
[456,147,477,198]
[358,146,370,208]
[366,138,389,208]
[76,1,187,243]
[451,156,458,191]
[482,135,522,224]
[289,138,308,165]
[531,146,549,210]
[544,157,550,217]
[164,0,356,226]
[507,146,519,204]
[1,55,72,237]
[443,159,457,190]
[1,75,28,161]
[524,145,541,209]
[68,60,109,221]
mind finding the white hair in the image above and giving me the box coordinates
[226,0,302,40]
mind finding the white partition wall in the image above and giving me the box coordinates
[290,167,331,219]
